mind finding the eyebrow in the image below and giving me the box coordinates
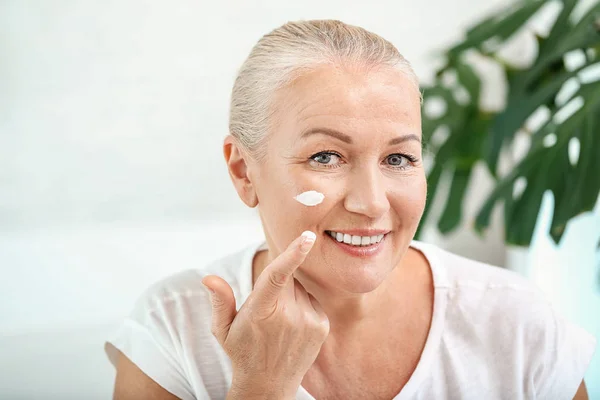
[300,127,421,145]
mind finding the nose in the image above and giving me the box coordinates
[343,165,390,219]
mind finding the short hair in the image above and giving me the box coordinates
[229,19,420,160]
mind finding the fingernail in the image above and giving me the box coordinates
[300,230,316,253]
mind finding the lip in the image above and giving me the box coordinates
[325,229,390,236]
[324,231,388,258]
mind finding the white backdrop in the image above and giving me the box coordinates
[1,0,598,398]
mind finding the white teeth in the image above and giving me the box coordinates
[327,231,386,246]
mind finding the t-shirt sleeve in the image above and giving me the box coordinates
[105,286,196,400]
[534,303,597,399]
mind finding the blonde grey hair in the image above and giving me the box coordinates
[229,19,420,160]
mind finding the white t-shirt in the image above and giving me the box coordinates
[105,240,596,399]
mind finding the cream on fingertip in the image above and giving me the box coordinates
[299,230,316,253]
[301,230,317,242]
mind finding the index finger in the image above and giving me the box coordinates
[252,230,316,309]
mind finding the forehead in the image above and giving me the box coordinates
[273,64,422,137]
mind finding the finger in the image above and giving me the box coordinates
[293,278,312,308]
[296,283,329,334]
[202,275,237,346]
[307,292,329,326]
[252,231,316,310]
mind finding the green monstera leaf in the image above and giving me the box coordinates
[418,0,600,247]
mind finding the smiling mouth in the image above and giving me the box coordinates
[325,230,386,247]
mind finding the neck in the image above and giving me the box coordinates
[251,246,426,336]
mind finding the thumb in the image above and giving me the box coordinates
[202,275,237,346]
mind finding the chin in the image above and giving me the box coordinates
[302,254,393,295]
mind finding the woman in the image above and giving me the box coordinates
[105,20,596,399]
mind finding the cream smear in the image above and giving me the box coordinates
[294,190,325,206]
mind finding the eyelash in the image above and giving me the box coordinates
[309,151,418,170]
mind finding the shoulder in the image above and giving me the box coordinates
[416,241,597,397]
[416,240,584,346]
[420,241,554,327]
[416,241,545,313]
[130,243,256,321]
[105,244,258,399]
[415,241,536,292]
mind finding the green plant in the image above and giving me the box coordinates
[417,0,600,246]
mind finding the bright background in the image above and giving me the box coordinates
[1,0,598,398]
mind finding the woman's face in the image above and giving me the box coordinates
[249,64,425,293]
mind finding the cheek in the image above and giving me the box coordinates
[256,166,334,246]
[390,175,428,220]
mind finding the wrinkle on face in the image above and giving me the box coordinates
[251,61,426,324]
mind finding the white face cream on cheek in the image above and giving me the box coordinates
[294,190,325,206]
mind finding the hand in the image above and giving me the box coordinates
[202,231,329,398]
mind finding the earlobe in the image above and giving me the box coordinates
[223,136,258,208]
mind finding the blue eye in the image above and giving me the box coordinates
[387,154,407,167]
[309,151,342,168]
[386,153,419,170]
[314,153,333,164]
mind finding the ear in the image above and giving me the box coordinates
[223,135,258,208]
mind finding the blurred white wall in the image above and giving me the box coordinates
[0,0,517,232]
[0,0,511,330]
[2,0,598,399]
